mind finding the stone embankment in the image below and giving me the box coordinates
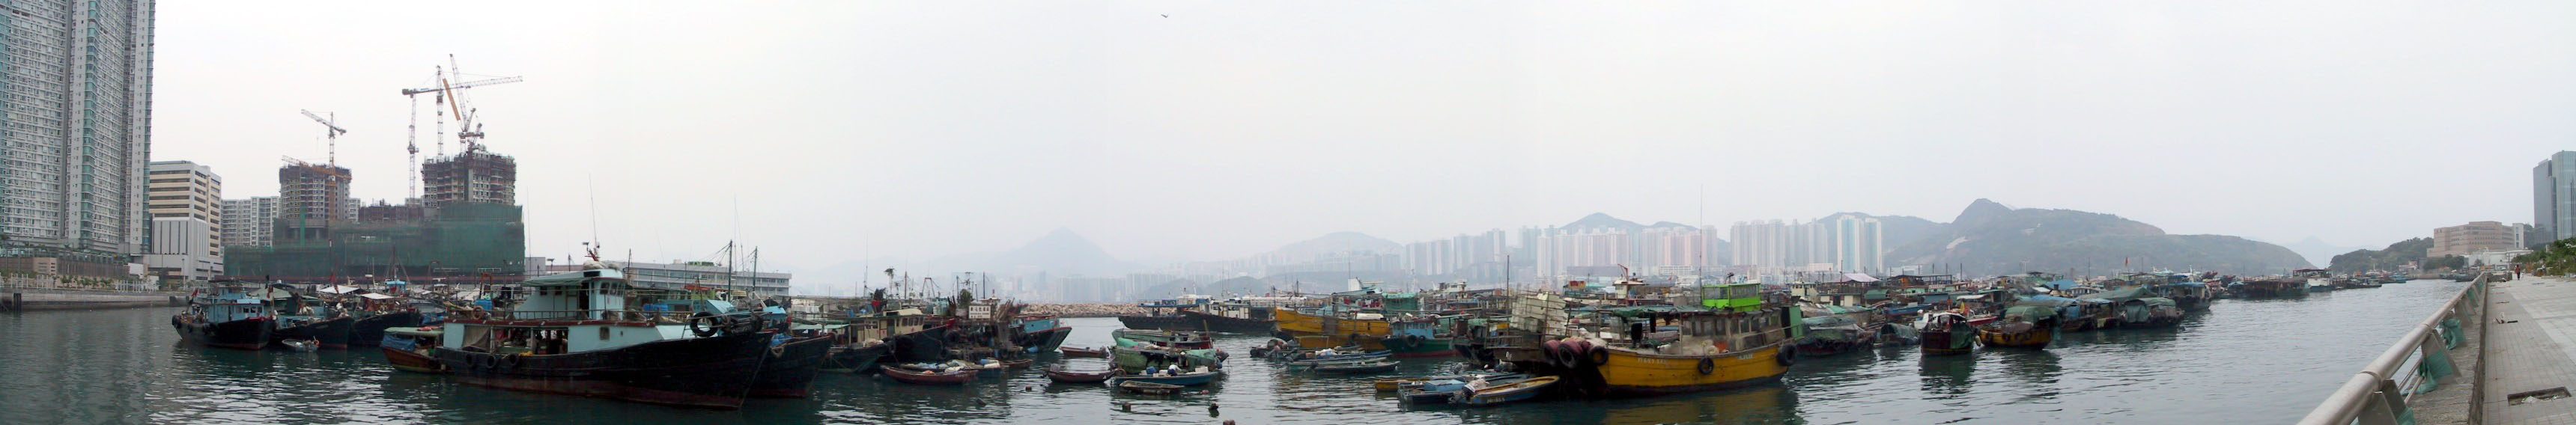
[1021,303,1149,318]
[0,287,188,311]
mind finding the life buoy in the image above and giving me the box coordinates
[1775,346,1797,367]
[690,314,723,337]
[1697,358,1716,375]
[1405,334,1426,348]
[1585,346,1610,366]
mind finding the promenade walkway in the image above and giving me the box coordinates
[2481,276,2576,424]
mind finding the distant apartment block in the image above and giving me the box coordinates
[142,161,222,282]
[220,197,279,248]
[276,163,351,242]
[2428,221,2524,258]
[1728,214,1882,277]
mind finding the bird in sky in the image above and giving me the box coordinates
[1161,14,1169,18]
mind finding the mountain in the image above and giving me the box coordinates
[1885,199,2312,275]
[2327,238,2434,272]
[1262,231,1402,262]
[2277,236,2369,268]
[1564,212,1645,230]
[929,228,1140,277]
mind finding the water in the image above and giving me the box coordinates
[0,281,2464,424]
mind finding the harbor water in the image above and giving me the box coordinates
[0,281,2464,424]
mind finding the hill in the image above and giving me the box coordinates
[1260,231,1402,262]
[2327,238,2435,272]
[1886,199,2312,275]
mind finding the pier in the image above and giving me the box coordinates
[2302,274,2576,425]
[0,287,186,311]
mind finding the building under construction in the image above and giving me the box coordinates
[276,162,351,242]
[422,147,517,209]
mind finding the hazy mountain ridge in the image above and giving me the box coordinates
[1885,199,2312,275]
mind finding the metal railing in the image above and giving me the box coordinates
[2297,278,2485,425]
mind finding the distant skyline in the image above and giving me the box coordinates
[149,2,2576,281]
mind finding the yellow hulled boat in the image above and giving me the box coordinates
[1596,343,1791,395]
[1585,282,1796,395]
[1272,307,1392,349]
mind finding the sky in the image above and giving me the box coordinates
[152,1,2576,281]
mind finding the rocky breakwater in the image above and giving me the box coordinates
[1022,303,1149,318]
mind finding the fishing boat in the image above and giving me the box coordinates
[1976,302,2060,349]
[1000,358,1035,369]
[1874,322,1921,346]
[1398,379,1468,404]
[881,364,976,385]
[1117,296,1214,331]
[1117,381,1184,395]
[425,263,775,409]
[1042,365,1123,383]
[1380,318,1455,358]
[1458,376,1559,407]
[1794,314,1877,356]
[1110,328,1225,372]
[1176,296,1301,334]
[1009,314,1073,354]
[171,281,276,350]
[347,293,425,348]
[1920,312,1978,355]
[1578,283,1796,396]
[1376,371,1526,392]
[381,326,446,373]
[1308,358,1398,374]
[1105,369,1224,386]
[749,332,837,398]
[269,287,356,349]
[2299,269,2338,293]
[1060,346,1108,358]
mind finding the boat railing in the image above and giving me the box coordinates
[2297,278,2485,425]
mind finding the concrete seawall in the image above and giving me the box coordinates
[0,288,187,311]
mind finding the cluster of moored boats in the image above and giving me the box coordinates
[169,258,2434,411]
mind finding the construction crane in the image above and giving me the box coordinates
[398,58,521,200]
[300,109,348,166]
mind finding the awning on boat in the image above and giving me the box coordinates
[791,323,848,331]
[1842,273,1879,283]
[317,285,362,294]
[358,293,397,300]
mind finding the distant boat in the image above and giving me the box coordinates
[1042,364,1123,384]
[881,365,976,385]
[1457,376,1559,407]
[1921,312,1978,356]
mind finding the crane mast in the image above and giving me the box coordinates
[397,56,521,200]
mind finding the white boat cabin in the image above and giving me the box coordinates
[441,265,705,355]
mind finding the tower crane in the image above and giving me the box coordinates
[398,61,520,200]
[300,109,347,166]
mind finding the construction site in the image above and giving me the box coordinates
[219,58,529,284]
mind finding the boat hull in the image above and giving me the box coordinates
[1976,327,2053,349]
[1014,326,1072,353]
[175,317,273,350]
[384,346,447,373]
[881,365,976,385]
[1594,346,1789,396]
[349,311,425,348]
[1381,335,1455,358]
[434,331,769,409]
[1272,308,1393,349]
[275,316,354,349]
[1109,371,1222,386]
[1177,310,1277,334]
[823,342,893,374]
[1922,330,1976,355]
[750,334,835,398]
[1117,315,1203,331]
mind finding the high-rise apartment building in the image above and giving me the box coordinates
[422,148,517,210]
[1824,213,1884,273]
[1730,215,1883,276]
[142,161,219,281]
[276,163,350,242]
[2538,151,2576,243]
[0,0,158,255]
[220,197,277,248]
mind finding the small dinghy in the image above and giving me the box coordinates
[1117,381,1184,395]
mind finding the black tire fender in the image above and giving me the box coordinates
[1585,346,1611,366]
[1775,345,1798,367]
[1697,358,1716,375]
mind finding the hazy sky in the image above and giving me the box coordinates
[154,1,2576,278]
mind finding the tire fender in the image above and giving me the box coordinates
[1585,346,1610,366]
[1697,358,1716,375]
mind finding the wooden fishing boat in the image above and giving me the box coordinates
[881,365,977,385]
[1000,358,1035,369]
[1042,365,1123,383]
[1107,370,1224,386]
[749,334,837,398]
[1060,346,1108,358]
[1921,312,1978,355]
[281,339,320,352]
[173,281,275,350]
[1582,284,1795,396]
[1117,381,1184,395]
[380,327,446,373]
[1977,302,2060,349]
[1459,376,1558,406]
[1310,359,1398,374]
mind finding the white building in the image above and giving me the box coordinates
[0,0,157,255]
[142,161,221,281]
[220,197,279,247]
[2537,151,2576,242]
